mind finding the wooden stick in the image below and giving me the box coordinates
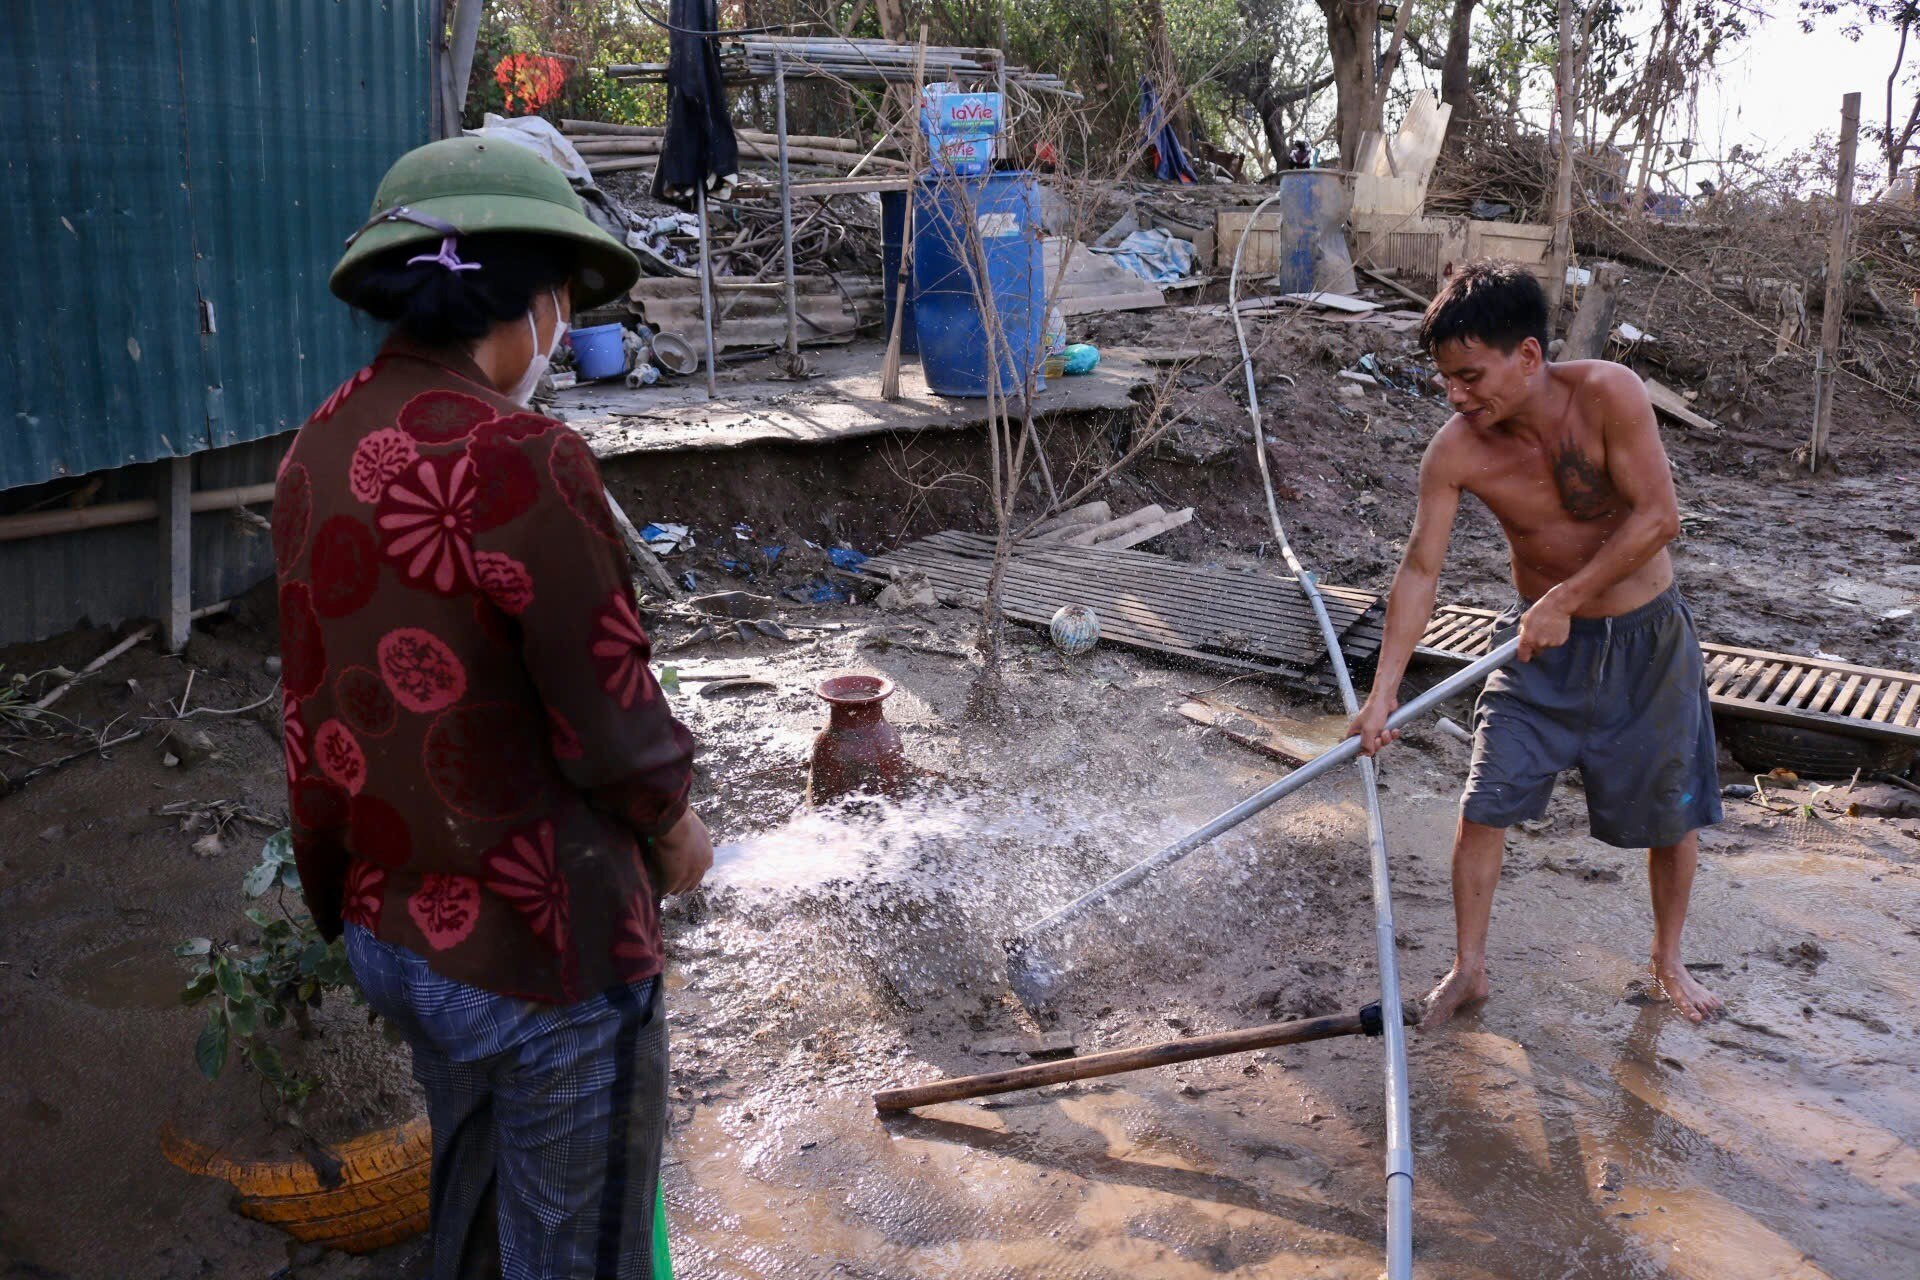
[33,625,157,712]
[1358,267,1429,309]
[879,26,928,401]
[1810,92,1861,473]
[873,1009,1369,1112]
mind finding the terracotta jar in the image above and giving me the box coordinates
[808,674,908,804]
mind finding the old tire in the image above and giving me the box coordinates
[1717,716,1915,780]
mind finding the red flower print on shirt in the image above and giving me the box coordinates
[467,436,538,532]
[273,463,312,576]
[348,429,419,504]
[278,583,327,698]
[548,706,584,761]
[398,389,493,445]
[483,822,571,953]
[282,694,308,785]
[312,365,377,424]
[313,719,366,796]
[423,702,545,821]
[376,627,468,714]
[334,665,398,738]
[407,874,480,950]
[592,591,655,710]
[348,794,413,867]
[612,889,661,979]
[342,861,386,931]
[476,412,556,445]
[548,430,620,544]
[310,515,380,619]
[475,551,534,615]
[376,454,479,595]
[293,778,349,833]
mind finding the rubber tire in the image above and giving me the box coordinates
[1718,715,1916,780]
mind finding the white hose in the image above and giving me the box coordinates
[1227,187,1415,1280]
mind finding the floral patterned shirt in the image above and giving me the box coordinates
[274,339,693,1004]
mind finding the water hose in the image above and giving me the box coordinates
[1228,186,1412,1279]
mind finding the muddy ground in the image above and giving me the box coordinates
[2,282,1917,1278]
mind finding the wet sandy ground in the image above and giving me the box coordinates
[2,595,1914,1278]
[655,613,1920,1280]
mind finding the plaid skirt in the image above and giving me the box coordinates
[345,924,670,1280]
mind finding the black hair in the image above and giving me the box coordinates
[346,233,575,347]
[1417,260,1550,358]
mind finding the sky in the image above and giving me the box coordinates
[1677,6,1912,179]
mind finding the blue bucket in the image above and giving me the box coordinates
[569,322,628,380]
[910,171,1046,398]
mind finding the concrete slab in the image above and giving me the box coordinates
[552,341,1153,459]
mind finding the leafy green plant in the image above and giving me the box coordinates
[178,830,361,1107]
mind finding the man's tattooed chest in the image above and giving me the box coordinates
[1549,437,1620,521]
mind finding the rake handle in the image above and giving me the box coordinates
[874,1009,1369,1112]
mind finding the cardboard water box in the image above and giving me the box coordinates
[921,89,1002,175]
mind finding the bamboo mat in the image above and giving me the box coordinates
[860,531,1384,684]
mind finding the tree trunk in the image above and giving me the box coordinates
[1319,0,1377,167]
[1440,0,1479,141]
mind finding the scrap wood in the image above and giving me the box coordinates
[1277,291,1382,314]
[1359,266,1431,307]
[1029,500,1111,539]
[1644,379,1797,451]
[1177,694,1342,766]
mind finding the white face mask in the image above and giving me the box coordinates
[507,289,568,406]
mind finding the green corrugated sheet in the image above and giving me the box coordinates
[0,1,432,492]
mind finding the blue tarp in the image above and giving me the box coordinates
[1090,228,1197,285]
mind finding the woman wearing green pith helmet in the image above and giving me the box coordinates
[275,136,707,1278]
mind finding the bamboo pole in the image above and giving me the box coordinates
[880,27,929,401]
[1811,92,1861,473]
[874,1009,1376,1112]
[0,482,277,543]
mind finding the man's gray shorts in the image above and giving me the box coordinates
[1462,585,1724,848]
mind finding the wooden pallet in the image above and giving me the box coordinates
[861,531,1383,683]
[1418,603,1920,746]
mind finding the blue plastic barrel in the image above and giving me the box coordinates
[879,190,918,355]
[1271,169,1355,294]
[910,171,1046,397]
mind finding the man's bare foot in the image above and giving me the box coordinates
[1651,959,1724,1022]
[1418,963,1490,1031]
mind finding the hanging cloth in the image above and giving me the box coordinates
[652,0,740,210]
[1139,78,1197,185]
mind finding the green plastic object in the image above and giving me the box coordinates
[1062,343,1101,375]
[330,136,640,310]
[653,1183,673,1279]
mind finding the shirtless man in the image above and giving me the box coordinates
[1346,261,1726,1026]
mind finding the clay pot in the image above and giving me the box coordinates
[808,674,908,804]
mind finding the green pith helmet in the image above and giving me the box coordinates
[330,136,640,310]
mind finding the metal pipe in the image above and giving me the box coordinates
[695,181,719,397]
[1009,639,1516,949]
[772,51,800,370]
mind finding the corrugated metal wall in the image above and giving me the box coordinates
[0,0,433,646]
[0,439,291,647]
[0,0,432,491]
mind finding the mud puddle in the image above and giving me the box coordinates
[657,645,1920,1279]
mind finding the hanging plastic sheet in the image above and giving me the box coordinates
[1139,78,1197,184]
